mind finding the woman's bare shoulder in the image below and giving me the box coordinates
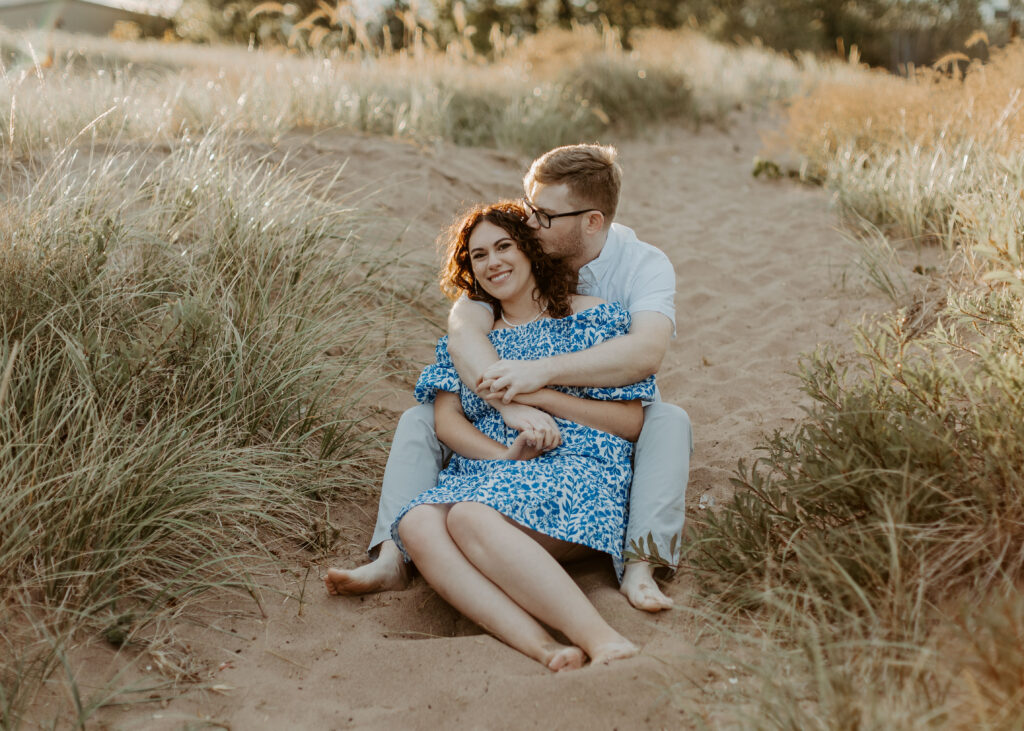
[570,294,607,313]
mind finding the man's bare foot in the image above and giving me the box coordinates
[590,641,638,665]
[541,644,585,672]
[621,562,674,612]
[325,541,410,596]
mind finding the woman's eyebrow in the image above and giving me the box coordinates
[469,238,515,254]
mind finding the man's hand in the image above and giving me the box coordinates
[477,359,552,403]
[492,402,561,451]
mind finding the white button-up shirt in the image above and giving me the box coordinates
[578,223,676,334]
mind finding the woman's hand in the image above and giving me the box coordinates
[503,431,547,461]
[482,396,562,451]
[486,387,644,442]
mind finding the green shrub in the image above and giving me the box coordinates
[690,286,1024,618]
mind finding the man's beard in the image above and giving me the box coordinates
[546,225,585,266]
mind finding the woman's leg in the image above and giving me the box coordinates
[397,504,584,671]
[445,502,636,664]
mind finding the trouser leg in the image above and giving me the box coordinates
[627,402,693,568]
[368,403,449,555]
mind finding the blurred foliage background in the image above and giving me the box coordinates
[170,0,1021,69]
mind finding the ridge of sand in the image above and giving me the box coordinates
[73,116,885,729]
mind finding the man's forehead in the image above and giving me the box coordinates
[527,182,572,209]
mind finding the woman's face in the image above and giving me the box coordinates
[467,220,534,302]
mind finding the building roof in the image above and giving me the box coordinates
[0,0,182,20]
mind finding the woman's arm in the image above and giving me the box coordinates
[447,297,562,451]
[434,391,545,461]
[505,389,644,442]
[435,391,506,460]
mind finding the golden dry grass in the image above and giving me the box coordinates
[786,41,1024,165]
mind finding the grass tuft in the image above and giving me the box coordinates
[680,34,1024,730]
[0,126,409,723]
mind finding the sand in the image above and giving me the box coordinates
[70,115,886,729]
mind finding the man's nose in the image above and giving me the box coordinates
[525,213,541,230]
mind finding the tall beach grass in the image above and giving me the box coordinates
[686,40,1024,729]
[0,24,842,162]
[0,122,412,724]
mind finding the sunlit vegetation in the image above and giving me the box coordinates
[687,38,1024,728]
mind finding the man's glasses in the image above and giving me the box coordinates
[522,198,600,229]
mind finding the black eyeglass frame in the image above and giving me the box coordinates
[522,198,601,229]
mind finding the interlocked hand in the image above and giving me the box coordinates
[477,359,550,403]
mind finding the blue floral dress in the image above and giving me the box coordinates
[390,303,655,580]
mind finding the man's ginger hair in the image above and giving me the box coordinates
[524,144,622,225]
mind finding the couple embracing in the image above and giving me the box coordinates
[326,144,692,672]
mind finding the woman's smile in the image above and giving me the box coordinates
[468,220,533,301]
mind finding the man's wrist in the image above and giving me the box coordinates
[535,356,558,388]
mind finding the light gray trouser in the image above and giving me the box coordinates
[369,401,693,567]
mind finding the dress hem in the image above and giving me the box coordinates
[390,498,625,581]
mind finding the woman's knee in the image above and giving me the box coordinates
[446,502,500,546]
[397,504,443,556]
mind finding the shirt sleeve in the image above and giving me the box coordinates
[627,248,676,334]
[414,336,461,404]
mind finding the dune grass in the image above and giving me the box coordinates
[686,40,1024,729]
[0,24,837,162]
[0,123,414,725]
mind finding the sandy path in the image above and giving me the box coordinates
[85,117,881,729]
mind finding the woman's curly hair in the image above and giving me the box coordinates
[438,200,575,320]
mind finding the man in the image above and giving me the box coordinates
[326,144,692,612]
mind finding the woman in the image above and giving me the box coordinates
[393,201,654,672]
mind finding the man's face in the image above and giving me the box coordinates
[523,181,586,263]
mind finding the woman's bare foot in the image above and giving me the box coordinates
[620,562,674,612]
[324,541,410,596]
[540,644,585,672]
[589,640,638,665]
